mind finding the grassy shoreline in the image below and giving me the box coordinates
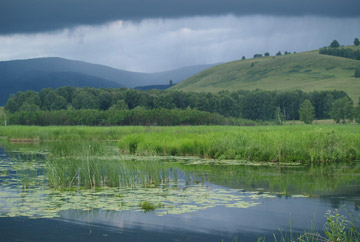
[0,125,359,164]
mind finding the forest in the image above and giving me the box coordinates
[4,87,351,116]
[319,46,360,61]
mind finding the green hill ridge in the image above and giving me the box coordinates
[173,46,360,102]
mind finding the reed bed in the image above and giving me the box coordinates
[1,125,359,163]
[44,141,175,189]
[118,125,360,163]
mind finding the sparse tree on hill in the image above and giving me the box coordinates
[264,52,270,57]
[169,80,173,87]
[354,38,360,46]
[330,40,340,48]
[242,56,246,60]
[276,51,282,56]
[299,99,315,124]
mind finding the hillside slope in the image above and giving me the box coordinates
[173,47,360,101]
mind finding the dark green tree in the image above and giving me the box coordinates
[109,100,129,110]
[330,40,340,48]
[169,80,173,87]
[19,102,41,112]
[72,91,98,110]
[276,51,282,56]
[242,56,246,60]
[330,97,354,123]
[264,52,270,57]
[354,38,360,46]
[56,86,75,103]
[98,91,113,110]
[299,99,315,124]
[50,96,67,111]
[4,96,19,113]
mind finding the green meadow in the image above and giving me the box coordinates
[173,46,360,102]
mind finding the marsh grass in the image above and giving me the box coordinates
[139,201,157,212]
[45,141,176,189]
[259,209,360,242]
[117,126,360,163]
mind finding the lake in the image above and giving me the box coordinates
[0,144,359,242]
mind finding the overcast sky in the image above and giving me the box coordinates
[1,0,359,72]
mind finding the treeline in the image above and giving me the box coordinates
[5,87,351,121]
[319,47,360,61]
[7,108,240,126]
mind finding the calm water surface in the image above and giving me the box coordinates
[0,145,359,242]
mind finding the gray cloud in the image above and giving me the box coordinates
[0,15,358,73]
[1,0,360,35]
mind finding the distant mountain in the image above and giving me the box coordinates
[0,57,216,105]
[134,84,173,91]
[173,46,360,102]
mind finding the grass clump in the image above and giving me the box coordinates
[139,201,157,212]
[259,209,360,242]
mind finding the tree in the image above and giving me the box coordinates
[264,52,270,57]
[355,69,360,78]
[355,97,360,124]
[19,102,41,112]
[299,99,315,124]
[330,97,354,124]
[274,107,285,125]
[330,40,340,48]
[98,91,113,110]
[169,80,173,87]
[56,86,75,103]
[354,38,360,46]
[72,91,98,109]
[4,96,19,113]
[109,100,128,110]
[242,56,246,60]
[276,51,282,56]
[50,96,67,111]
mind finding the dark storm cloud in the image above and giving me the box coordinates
[1,0,359,35]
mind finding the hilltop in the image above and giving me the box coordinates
[173,46,360,102]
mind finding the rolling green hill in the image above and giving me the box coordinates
[173,46,360,102]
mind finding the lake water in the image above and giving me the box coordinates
[0,145,359,241]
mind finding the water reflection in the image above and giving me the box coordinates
[0,144,359,241]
